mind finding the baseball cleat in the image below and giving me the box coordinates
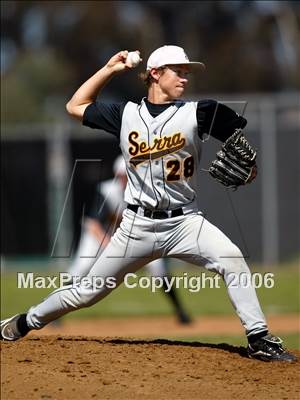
[0,314,23,341]
[247,334,298,362]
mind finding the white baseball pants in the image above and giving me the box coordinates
[26,208,267,335]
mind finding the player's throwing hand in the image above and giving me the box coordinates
[106,50,141,72]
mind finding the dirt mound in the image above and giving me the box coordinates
[28,314,300,338]
[1,336,299,400]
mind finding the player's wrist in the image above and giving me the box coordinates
[102,64,123,77]
[101,64,117,75]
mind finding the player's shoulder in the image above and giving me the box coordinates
[121,100,141,115]
[123,100,138,108]
[196,99,239,114]
[196,99,218,111]
[176,100,198,111]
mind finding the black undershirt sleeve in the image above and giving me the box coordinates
[83,101,127,138]
[196,100,247,142]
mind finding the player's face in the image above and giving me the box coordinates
[157,65,190,100]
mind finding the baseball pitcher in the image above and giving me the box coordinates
[1,45,296,362]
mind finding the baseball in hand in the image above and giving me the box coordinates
[126,51,141,67]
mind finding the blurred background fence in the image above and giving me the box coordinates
[2,91,299,265]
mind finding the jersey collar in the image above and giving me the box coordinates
[139,98,184,127]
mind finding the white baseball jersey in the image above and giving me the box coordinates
[120,99,201,209]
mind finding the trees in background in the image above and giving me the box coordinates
[1,1,299,123]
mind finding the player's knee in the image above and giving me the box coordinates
[217,243,248,273]
[75,285,111,308]
[79,296,98,308]
[218,242,244,260]
[74,290,98,308]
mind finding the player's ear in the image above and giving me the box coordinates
[150,68,164,82]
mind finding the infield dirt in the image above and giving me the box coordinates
[1,315,299,400]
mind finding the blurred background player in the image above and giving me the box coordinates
[68,155,192,324]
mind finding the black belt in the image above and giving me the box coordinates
[127,204,183,219]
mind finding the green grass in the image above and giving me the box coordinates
[1,260,299,349]
[1,262,299,320]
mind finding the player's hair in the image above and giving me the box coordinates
[139,68,166,87]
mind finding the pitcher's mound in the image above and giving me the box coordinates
[1,336,299,400]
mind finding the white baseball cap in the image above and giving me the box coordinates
[146,45,205,71]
